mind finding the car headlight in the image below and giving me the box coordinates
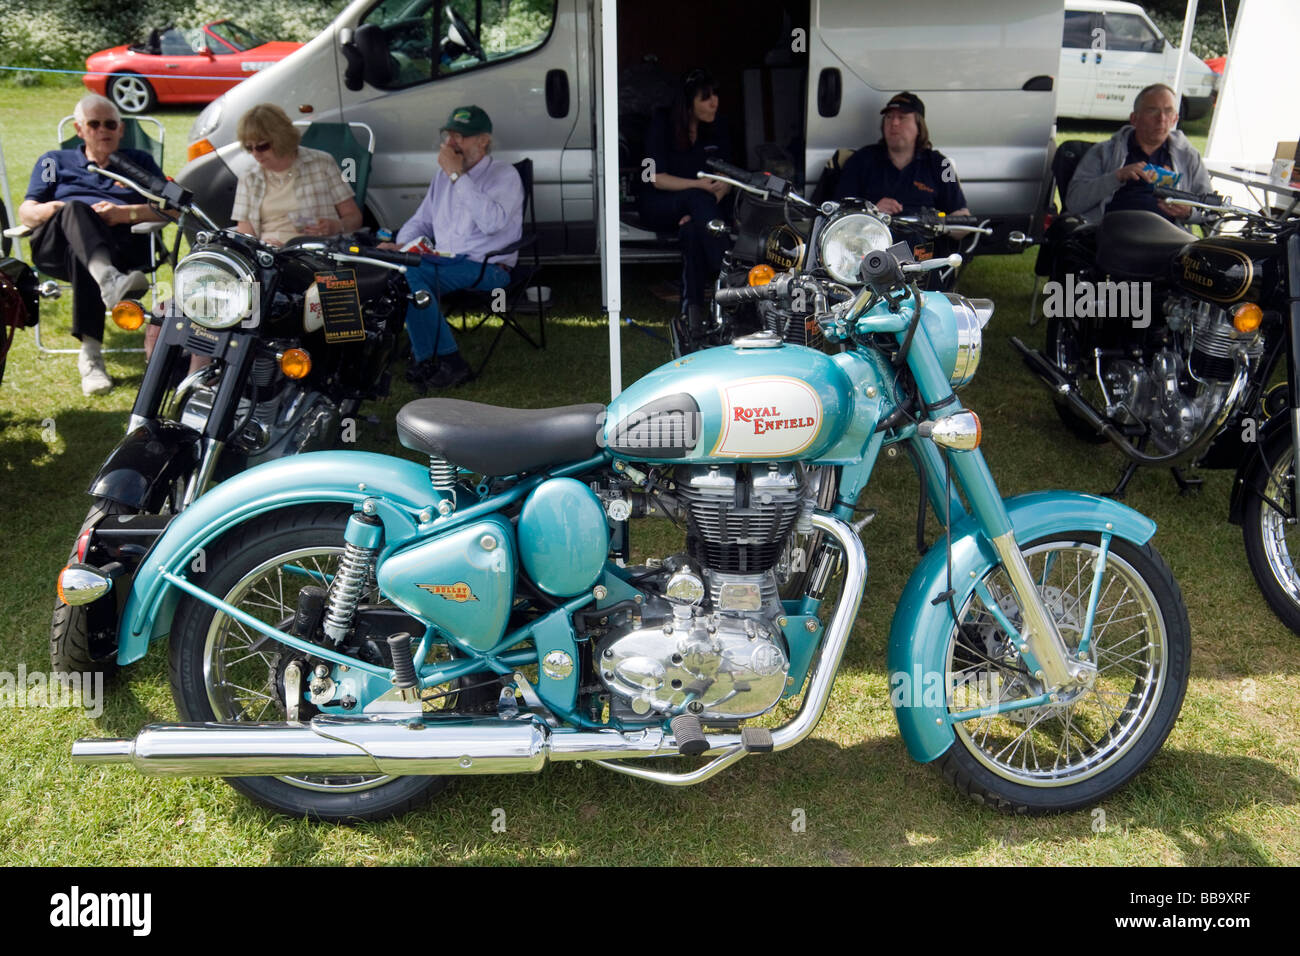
[942,293,994,388]
[818,212,893,285]
[174,249,256,329]
[190,98,223,143]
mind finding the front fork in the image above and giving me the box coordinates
[1286,233,1300,520]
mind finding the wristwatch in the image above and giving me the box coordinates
[448,171,461,184]
[129,208,139,223]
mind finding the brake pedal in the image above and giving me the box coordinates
[670,714,708,756]
[741,727,773,753]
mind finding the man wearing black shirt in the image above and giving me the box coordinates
[834,92,970,216]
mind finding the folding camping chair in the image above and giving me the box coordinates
[292,120,376,207]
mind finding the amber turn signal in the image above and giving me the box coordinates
[279,348,312,380]
[1233,303,1263,334]
[747,264,776,287]
[186,138,216,162]
[111,300,146,331]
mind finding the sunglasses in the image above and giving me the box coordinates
[84,119,120,131]
[243,141,273,153]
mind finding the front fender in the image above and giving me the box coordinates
[887,491,1156,763]
[90,420,202,510]
[118,451,437,664]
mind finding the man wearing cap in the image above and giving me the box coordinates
[382,105,523,390]
[834,92,970,217]
[1066,84,1211,225]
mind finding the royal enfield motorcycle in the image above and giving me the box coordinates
[50,154,426,676]
[1012,187,1300,633]
[676,158,999,357]
[63,242,1189,821]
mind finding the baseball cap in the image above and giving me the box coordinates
[881,92,925,117]
[441,105,492,135]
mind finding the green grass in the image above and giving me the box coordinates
[1,87,1297,865]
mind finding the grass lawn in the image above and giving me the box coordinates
[0,83,1296,865]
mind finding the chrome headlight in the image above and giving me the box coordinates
[943,294,994,388]
[174,249,256,329]
[818,213,893,285]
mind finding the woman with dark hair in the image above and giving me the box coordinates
[637,68,733,317]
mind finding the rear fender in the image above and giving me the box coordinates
[118,451,437,664]
[887,491,1156,763]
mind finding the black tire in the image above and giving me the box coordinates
[168,504,498,821]
[1241,431,1300,634]
[50,498,134,680]
[935,532,1190,814]
[1045,316,1109,444]
[108,73,156,114]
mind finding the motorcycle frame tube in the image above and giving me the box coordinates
[896,293,1086,690]
[886,491,1155,763]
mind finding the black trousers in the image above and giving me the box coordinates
[30,202,150,341]
[639,189,731,307]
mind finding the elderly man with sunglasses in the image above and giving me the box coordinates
[19,93,167,394]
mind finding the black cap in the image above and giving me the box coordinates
[881,91,925,117]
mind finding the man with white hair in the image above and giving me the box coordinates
[19,93,167,395]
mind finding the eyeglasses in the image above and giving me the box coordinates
[1140,106,1178,118]
[84,119,119,131]
[243,141,273,153]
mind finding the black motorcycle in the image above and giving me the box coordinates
[675,158,997,357]
[51,154,427,675]
[1012,187,1300,633]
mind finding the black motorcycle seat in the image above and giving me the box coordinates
[1096,210,1193,279]
[396,399,606,476]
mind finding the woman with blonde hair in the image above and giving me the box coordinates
[231,103,362,244]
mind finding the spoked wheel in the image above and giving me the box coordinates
[1045,317,1109,444]
[169,504,498,821]
[1242,433,1300,634]
[937,533,1189,813]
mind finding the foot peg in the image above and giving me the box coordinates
[741,727,773,753]
[671,714,708,756]
[386,632,420,702]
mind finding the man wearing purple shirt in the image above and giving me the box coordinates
[381,105,523,390]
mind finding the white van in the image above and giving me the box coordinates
[1057,0,1217,122]
[177,0,1064,261]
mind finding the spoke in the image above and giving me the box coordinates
[221,680,277,703]
[221,648,276,669]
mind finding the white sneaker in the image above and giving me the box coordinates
[78,352,113,396]
[98,269,149,308]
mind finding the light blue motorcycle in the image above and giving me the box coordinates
[64,244,1190,820]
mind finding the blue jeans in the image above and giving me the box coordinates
[403,255,510,361]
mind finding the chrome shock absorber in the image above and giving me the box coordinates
[430,455,457,515]
[322,512,384,645]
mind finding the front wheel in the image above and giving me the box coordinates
[168,504,498,821]
[1241,432,1300,634]
[936,532,1189,813]
[108,73,156,114]
[50,498,135,679]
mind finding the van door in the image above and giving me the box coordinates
[339,0,579,251]
[1058,8,1099,120]
[1093,8,1167,120]
[805,0,1061,228]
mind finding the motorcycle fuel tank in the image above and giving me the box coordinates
[603,340,877,464]
[376,515,516,652]
[1172,236,1280,305]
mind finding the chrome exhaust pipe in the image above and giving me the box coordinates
[75,513,867,783]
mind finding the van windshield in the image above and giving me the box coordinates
[360,0,555,89]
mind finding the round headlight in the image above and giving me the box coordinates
[174,249,256,329]
[943,294,994,388]
[818,213,893,285]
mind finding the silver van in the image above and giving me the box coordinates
[178,0,1064,260]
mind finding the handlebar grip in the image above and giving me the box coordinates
[704,158,755,182]
[347,244,424,267]
[108,151,166,195]
[714,284,777,306]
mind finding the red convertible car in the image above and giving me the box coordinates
[83,21,301,114]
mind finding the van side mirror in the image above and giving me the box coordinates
[351,23,394,89]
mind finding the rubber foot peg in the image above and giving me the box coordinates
[386,632,419,689]
[741,727,773,753]
[290,586,327,638]
[671,714,708,757]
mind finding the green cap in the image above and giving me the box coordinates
[441,105,492,135]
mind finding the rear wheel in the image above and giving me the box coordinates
[936,533,1189,813]
[168,504,498,821]
[1241,432,1300,635]
[1045,316,1109,444]
[108,73,155,114]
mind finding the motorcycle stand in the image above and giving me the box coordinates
[1170,467,1203,496]
[1104,461,1141,500]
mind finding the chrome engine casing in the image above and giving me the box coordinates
[179,377,339,462]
